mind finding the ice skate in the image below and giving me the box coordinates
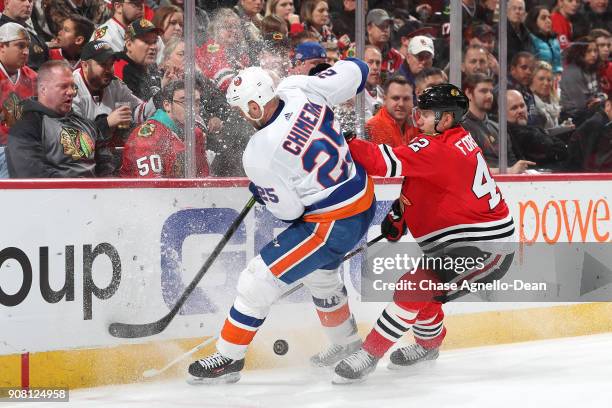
[332,348,379,384]
[310,339,363,368]
[388,344,439,370]
[187,352,245,384]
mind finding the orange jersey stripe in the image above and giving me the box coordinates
[269,222,333,278]
[303,176,374,223]
[316,302,351,327]
[220,318,258,346]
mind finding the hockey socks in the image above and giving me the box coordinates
[362,302,417,358]
[216,304,266,360]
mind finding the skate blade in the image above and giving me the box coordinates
[186,372,241,385]
[331,373,368,385]
[387,359,437,371]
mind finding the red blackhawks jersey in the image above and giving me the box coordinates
[348,126,514,250]
[0,63,37,144]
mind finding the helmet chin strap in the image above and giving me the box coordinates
[244,102,265,124]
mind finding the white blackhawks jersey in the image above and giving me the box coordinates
[243,59,374,222]
[72,68,155,125]
[91,18,126,52]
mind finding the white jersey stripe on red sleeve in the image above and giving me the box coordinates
[377,144,392,177]
[386,146,403,176]
[380,144,401,177]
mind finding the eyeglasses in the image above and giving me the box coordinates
[172,99,200,109]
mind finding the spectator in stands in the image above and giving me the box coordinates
[73,41,155,145]
[398,35,434,101]
[233,0,263,62]
[365,75,417,146]
[462,45,488,77]
[48,14,95,69]
[366,9,401,83]
[259,33,291,78]
[6,60,113,177]
[266,0,303,37]
[323,41,339,65]
[463,74,533,174]
[560,36,602,126]
[569,97,612,171]
[530,60,562,129]
[551,0,580,50]
[508,51,542,126]
[93,0,144,52]
[526,6,562,74]
[0,22,36,178]
[414,67,447,96]
[261,14,289,36]
[572,0,612,39]
[196,8,250,92]
[41,0,108,36]
[330,0,355,42]
[114,18,163,101]
[152,5,183,45]
[0,0,49,70]
[121,79,209,178]
[591,28,612,98]
[507,0,532,64]
[300,0,335,44]
[160,0,209,45]
[363,45,383,120]
[290,41,326,75]
[465,23,499,77]
[507,89,569,170]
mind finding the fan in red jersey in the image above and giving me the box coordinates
[334,83,517,384]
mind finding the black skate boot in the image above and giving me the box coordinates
[388,344,439,370]
[332,348,379,384]
[187,352,245,384]
[310,339,363,368]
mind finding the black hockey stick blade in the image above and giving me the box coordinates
[108,196,257,339]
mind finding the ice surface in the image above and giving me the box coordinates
[8,333,612,408]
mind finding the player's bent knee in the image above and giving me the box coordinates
[235,255,287,317]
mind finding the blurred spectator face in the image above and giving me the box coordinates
[510,55,534,87]
[415,73,445,96]
[588,0,608,14]
[312,1,330,27]
[83,58,115,89]
[467,81,494,113]
[530,67,553,99]
[406,51,433,75]
[508,0,526,24]
[0,37,30,72]
[535,8,553,35]
[507,90,528,125]
[57,19,84,51]
[558,0,580,17]
[343,0,356,12]
[367,22,391,47]
[364,47,382,87]
[605,99,612,120]
[384,82,412,123]
[469,36,495,54]
[216,16,242,46]
[161,11,183,43]
[126,32,159,66]
[462,47,488,76]
[274,0,295,20]
[164,88,201,128]
[4,0,34,21]
[583,42,599,66]
[241,0,264,16]
[163,40,184,71]
[594,35,611,61]
[39,66,77,115]
[120,0,145,23]
[326,49,339,64]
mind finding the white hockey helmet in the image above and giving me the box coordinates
[226,67,276,121]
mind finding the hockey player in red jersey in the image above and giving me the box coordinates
[333,83,516,383]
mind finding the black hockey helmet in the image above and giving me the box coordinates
[417,83,470,130]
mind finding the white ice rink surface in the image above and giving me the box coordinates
[8,333,612,408]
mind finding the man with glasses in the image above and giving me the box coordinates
[399,35,434,103]
[0,22,37,178]
[92,0,144,52]
[120,79,209,178]
[6,60,114,177]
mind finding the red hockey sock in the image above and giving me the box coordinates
[362,302,417,359]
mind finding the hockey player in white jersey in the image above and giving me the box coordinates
[188,58,375,384]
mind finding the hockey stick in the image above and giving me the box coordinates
[108,197,257,339]
[141,234,384,376]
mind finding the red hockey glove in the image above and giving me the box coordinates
[381,199,406,242]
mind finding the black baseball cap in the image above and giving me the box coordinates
[81,40,116,63]
[126,18,162,40]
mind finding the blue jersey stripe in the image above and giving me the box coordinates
[229,306,266,328]
[305,164,368,213]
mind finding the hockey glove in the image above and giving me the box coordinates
[381,199,406,242]
[248,182,265,205]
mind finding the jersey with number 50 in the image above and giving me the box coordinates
[243,58,374,222]
[348,126,514,249]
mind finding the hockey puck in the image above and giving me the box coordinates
[273,339,289,355]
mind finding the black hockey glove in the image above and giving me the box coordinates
[248,182,265,205]
[381,199,406,242]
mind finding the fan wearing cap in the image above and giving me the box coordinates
[290,41,326,75]
[0,0,49,70]
[0,22,37,155]
[366,9,402,83]
[72,40,155,146]
[114,18,163,101]
[335,84,515,383]
[92,0,144,52]
[398,35,434,103]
